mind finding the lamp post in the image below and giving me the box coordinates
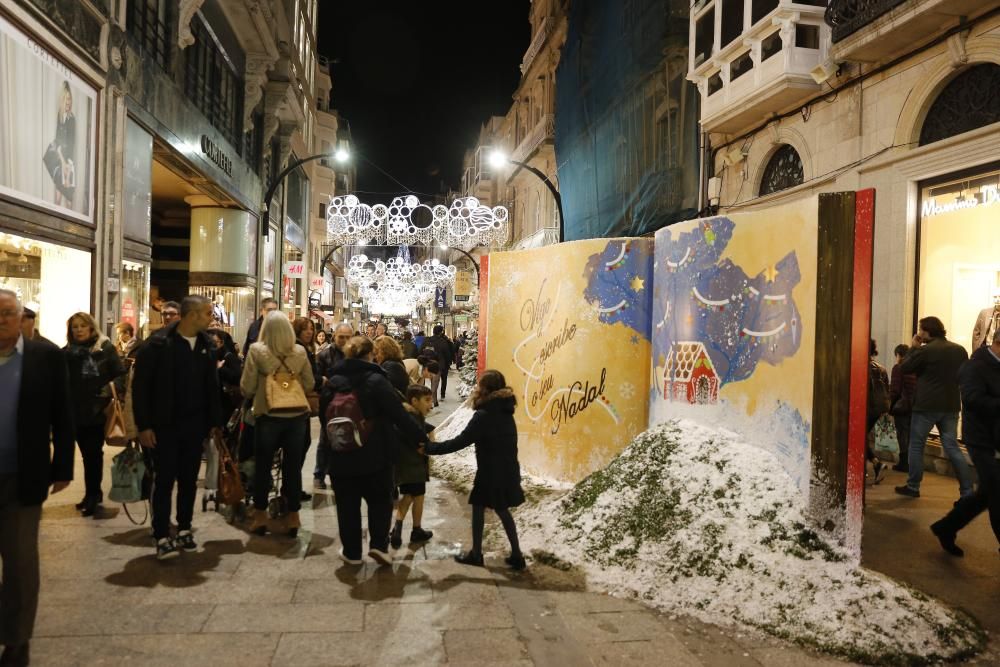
[489,150,565,243]
[261,148,349,239]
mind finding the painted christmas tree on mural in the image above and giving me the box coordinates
[653,216,802,401]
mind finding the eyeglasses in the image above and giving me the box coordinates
[0,309,21,320]
[162,311,179,318]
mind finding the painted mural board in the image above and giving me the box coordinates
[485,238,653,482]
[648,199,819,493]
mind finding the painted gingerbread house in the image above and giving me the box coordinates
[663,341,720,405]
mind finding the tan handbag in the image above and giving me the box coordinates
[215,433,244,506]
[104,383,128,446]
[265,355,309,414]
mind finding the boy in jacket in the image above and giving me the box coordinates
[390,384,436,549]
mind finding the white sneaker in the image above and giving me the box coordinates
[339,550,363,565]
[156,537,179,561]
[368,548,392,566]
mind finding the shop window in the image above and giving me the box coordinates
[721,0,744,48]
[189,285,256,350]
[919,64,1000,147]
[0,231,91,343]
[128,0,172,71]
[120,260,149,338]
[183,15,243,149]
[917,166,1000,354]
[759,144,804,196]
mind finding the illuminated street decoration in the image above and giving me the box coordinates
[347,254,456,316]
[327,195,509,248]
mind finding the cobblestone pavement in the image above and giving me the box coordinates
[24,385,898,666]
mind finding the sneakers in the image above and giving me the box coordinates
[155,537,179,561]
[894,485,920,498]
[409,527,433,543]
[368,548,393,566]
[389,522,404,549]
[505,553,527,571]
[339,550,363,565]
[454,550,484,566]
[175,530,197,551]
[930,521,964,557]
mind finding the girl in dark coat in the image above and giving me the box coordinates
[208,329,242,417]
[63,312,125,516]
[426,369,526,570]
[323,336,429,565]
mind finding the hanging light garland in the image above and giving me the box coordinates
[348,254,456,316]
[327,195,509,249]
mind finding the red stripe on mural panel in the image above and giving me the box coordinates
[478,254,489,378]
[847,189,875,542]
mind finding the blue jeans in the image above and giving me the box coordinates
[254,414,308,512]
[906,411,974,496]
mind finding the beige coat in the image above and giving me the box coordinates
[241,342,315,418]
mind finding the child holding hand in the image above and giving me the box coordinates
[426,370,526,570]
[391,384,436,548]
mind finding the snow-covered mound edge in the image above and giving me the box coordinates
[514,420,985,666]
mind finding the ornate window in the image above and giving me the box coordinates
[183,14,243,149]
[759,144,804,196]
[128,0,172,71]
[919,64,1000,147]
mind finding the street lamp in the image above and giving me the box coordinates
[261,147,351,239]
[489,150,565,243]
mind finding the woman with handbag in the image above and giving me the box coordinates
[63,312,125,517]
[241,312,315,536]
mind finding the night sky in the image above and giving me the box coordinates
[317,1,531,204]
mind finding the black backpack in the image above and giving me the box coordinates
[868,361,890,416]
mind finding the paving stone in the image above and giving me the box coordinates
[202,602,364,633]
[34,603,213,636]
[557,610,671,644]
[31,632,280,667]
[274,630,447,666]
[365,601,515,633]
[443,628,529,663]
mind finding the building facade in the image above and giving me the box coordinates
[690,0,1000,366]
[0,0,323,348]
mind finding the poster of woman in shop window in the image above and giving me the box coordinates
[0,15,96,222]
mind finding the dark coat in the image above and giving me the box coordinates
[889,362,917,414]
[322,358,428,478]
[63,336,125,427]
[421,334,454,368]
[17,338,75,505]
[426,388,524,509]
[216,347,243,417]
[300,341,323,393]
[131,322,224,434]
[317,344,345,382]
[381,359,409,395]
[242,316,263,357]
[396,404,433,486]
[958,346,1000,452]
[400,339,418,360]
[900,337,969,413]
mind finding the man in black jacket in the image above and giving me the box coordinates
[930,329,1000,556]
[241,297,277,357]
[421,325,454,401]
[0,289,73,666]
[133,295,223,560]
[313,323,354,488]
[895,316,973,498]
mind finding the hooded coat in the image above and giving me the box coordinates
[241,341,315,419]
[321,358,429,478]
[426,388,524,509]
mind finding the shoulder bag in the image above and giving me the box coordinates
[104,382,128,446]
[265,355,309,414]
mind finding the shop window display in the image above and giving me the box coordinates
[121,260,150,338]
[918,166,1000,354]
[0,231,91,343]
[189,285,256,349]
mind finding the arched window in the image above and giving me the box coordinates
[919,63,1000,146]
[759,144,804,196]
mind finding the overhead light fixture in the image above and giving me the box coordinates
[334,149,350,163]
[810,58,841,85]
[488,150,508,170]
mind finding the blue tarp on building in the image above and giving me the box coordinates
[556,0,699,240]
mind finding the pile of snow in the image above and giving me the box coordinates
[518,419,983,664]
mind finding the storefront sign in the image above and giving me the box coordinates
[921,185,1000,218]
[434,287,447,309]
[454,270,473,297]
[284,261,305,278]
[310,276,325,290]
[121,297,136,328]
[200,135,232,177]
[0,16,98,222]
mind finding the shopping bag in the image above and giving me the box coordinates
[871,414,898,455]
[104,382,128,446]
[108,443,146,504]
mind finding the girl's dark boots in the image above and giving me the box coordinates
[390,521,403,549]
[454,550,484,566]
[505,553,527,571]
[410,527,433,543]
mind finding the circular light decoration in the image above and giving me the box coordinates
[348,254,456,317]
[328,195,508,249]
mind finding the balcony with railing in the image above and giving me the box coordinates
[826,0,988,62]
[688,0,828,135]
[521,16,551,73]
[511,114,556,166]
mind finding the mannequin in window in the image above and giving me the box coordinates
[972,288,1000,350]
[212,294,229,327]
